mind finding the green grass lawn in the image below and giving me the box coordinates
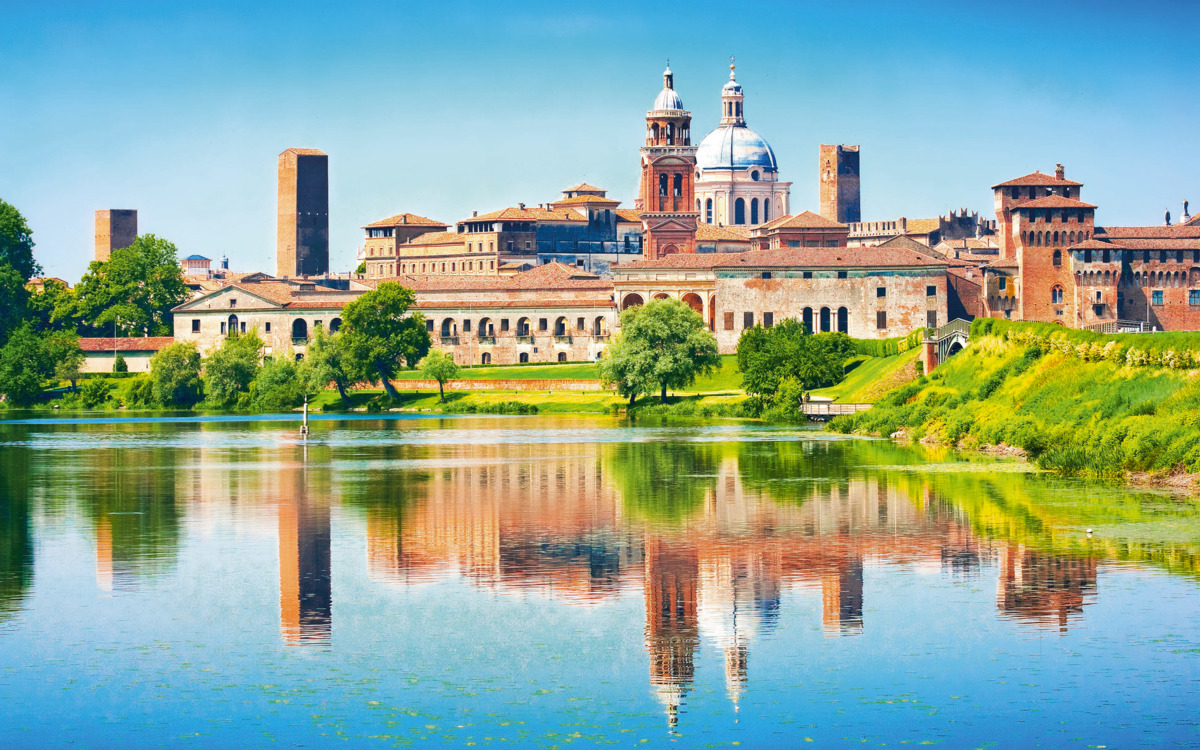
[390,362,600,380]
[681,354,741,392]
[309,387,625,414]
[810,349,919,403]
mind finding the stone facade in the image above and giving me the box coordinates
[94,209,137,262]
[276,148,329,278]
[818,145,860,224]
[79,337,172,373]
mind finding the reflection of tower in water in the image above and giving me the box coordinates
[821,557,864,637]
[997,545,1097,633]
[279,470,332,646]
[644,536,700,729]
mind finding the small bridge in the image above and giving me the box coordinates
[931,319,971,364]
[802,402,872,421]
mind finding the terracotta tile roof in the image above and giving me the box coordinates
[615,253,733,270]
[934,237,999,251]
[1071,238,1128,250]
[461,207,586,224]
[714,247,946,270]
[760,211,847,231]
[876,235,932,251]
[992,171,1083,188]
[400,230,465,247]
[562,182,606,193]
[1104,238,1200,250]
[616,209,642,223]
[415,298,613,310]
[363,213,447,229]
[1019,195,1097,209]
[553,195,620,206]
[80,337,175,352]
[903,218,941,235]
[1096,225,1200,239]
[283,148,326,156]
[982,259,1020,269]
[391,262,613,293]
[695,223,752,242]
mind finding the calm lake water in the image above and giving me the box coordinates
[0,414,1198,748]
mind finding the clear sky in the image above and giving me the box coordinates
[1,0,1196,282]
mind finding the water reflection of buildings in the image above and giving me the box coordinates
[278,462,332,646]
[997,545,1097,633]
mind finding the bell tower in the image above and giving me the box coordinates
[637,63,699,260]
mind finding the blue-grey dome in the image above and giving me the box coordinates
[653,87,683,111]
[696,124,777,172]
[722,79,742,95]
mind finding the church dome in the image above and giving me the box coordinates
[654,86,683,111]
[696,124,778,172]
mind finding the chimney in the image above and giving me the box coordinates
[402,215,407,224]
[1055,163,1065,181]
[518,202,525,210]
[899,216,908,233]
[472,210,478,217]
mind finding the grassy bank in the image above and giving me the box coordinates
[831,322,1200,480]
[810,349,919,403]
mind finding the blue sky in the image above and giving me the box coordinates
[1,0,1196,281]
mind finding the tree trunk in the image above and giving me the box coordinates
[628,390,637,408]
[335,379,350,406]
[379,367,399,400]
[438,380,445,402]
[660,382,668,404]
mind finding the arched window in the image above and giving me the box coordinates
[1069,231,1076,245]
[763,201,769,222]
[837,307,848,333]
[329,317,342,333]
[750,198,759,225]
[651,123,659,142]
[291,319,308,341]
[1022,231,1028,245]
[519,352,529,363]
[481,352,491,365]
[1036,231,1043,246]
[557,352,567,362]
[673,173,683,197]
[1053,231,1059,245]
[1052,285,1063,304]
[802,307,813,333]
[659,174,668,196]
[820,307,831,333]
[1052,249,1062,266]
[705,198,713,223]
[734,198,746,225]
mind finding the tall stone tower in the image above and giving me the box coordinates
[818,144,861,224]
[637,65,699,260]
[94,209,137,262]
[277,148,329,278]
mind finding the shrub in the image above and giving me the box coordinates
[113,354,128,373]
[120,375,155,408]
[79,379,111,409]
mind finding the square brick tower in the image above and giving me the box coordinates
[277,148,329,278]
[637,65,699,260]
[94,209,137,262]
[819,145,861,224]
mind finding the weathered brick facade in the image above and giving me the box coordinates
[94,209,137,262]
[277,148,329,278]
[818,145,860,224]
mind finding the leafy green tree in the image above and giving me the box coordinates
[250,356,303,412]
[120,375,155,408]
[148,342,203,407]
[300,327,352,406]
[0,263,29,347]
[419,349,460,402]
[64,234,190,336]
[79,378,111,409]
[340,282,430,400]
[26,277,71,333]
[737,319,855,403]
[113,353,128,373]
[0,200,39,282]
[0,322,49,406]
[598,298,720,405]
[203,329,264,408]
[43,330,84,389]
[354,261,366,274]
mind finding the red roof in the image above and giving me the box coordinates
[363,213,447,229]
[695,223,751,242]
[552,195,620,206]
[282,147,326,156]
[992,171,1083,189]
[714,247,946,269]
[616,253,733,270]
[1019,195,1097,209]
[1097,225,1200,239]
[562,182,606,193]
[392,262,612,293]
[79,337,175,352]
[759,210,847,231]
[1070,238,1127,250]
[461,207,586,224]
[615,209,642,223]
[1103,238,1200,250]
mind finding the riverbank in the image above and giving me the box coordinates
[831,320,1200,487]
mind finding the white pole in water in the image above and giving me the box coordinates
[301,394,309,438]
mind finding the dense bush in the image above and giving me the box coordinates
[853,328,926,358]
[79,378,111,409]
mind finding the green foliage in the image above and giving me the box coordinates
[853,328,926,357]
[737,319,855,403]
[0,263,30,347]
[442,400,540,414]
[62,234,190,336]
[113,353,128,373]
[597,298,720,404]
[354,261,366,274]
[249,356,302,412]
[79,378,111,409]
[43,330,84,387]
[149,342,203,407]
[340,282,430,398]
[419,349,461,402]
[0,322,49,406]
[300,327,351,403]
[25,277,71,333]
[203,330,264,407]
[119,374,155,408]
[0,199,39,282]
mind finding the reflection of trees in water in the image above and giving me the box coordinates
[605,441,721,524]
[0,449,33,621]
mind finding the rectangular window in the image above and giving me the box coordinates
[264,322,271,333]
[425,320,433,332]
[229,298,237,308]
[525,241,531,250]
[999,277,1007,291]
[805,240,819,247]
[577,317,585,330]
[539,318,548,331]
[927,310,937,328]
[926,285,936,297]
[876,310,887,329]
[762,272,772,280]
[743,312,754,329]
[220,322,226,334]
[876,287,886,298]
[501,319,510,332]
[240,322,246,334]
[1191,290,1200,306]
[763,312,774,327]
[787,241,800,248]
[837,271,847,279]
[724,312,735,330]
[803,271,813,279]
[191,319,200,333]
[463,320,471,333]
[1153,290,1164,306]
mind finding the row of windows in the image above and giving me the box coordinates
[1023,229,1091,247]
[1047,286,1200,306]
[369,259,498,277]
[1021,208,1089,224]
[699,196,772,225]
[428,315,609,338]
[1006,186,1076,201]
[201,316,341,339]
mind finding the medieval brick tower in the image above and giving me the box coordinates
[277,148,329,278]
[637,65,699,260]
[818,144,861,224]
[94,209,137,262]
